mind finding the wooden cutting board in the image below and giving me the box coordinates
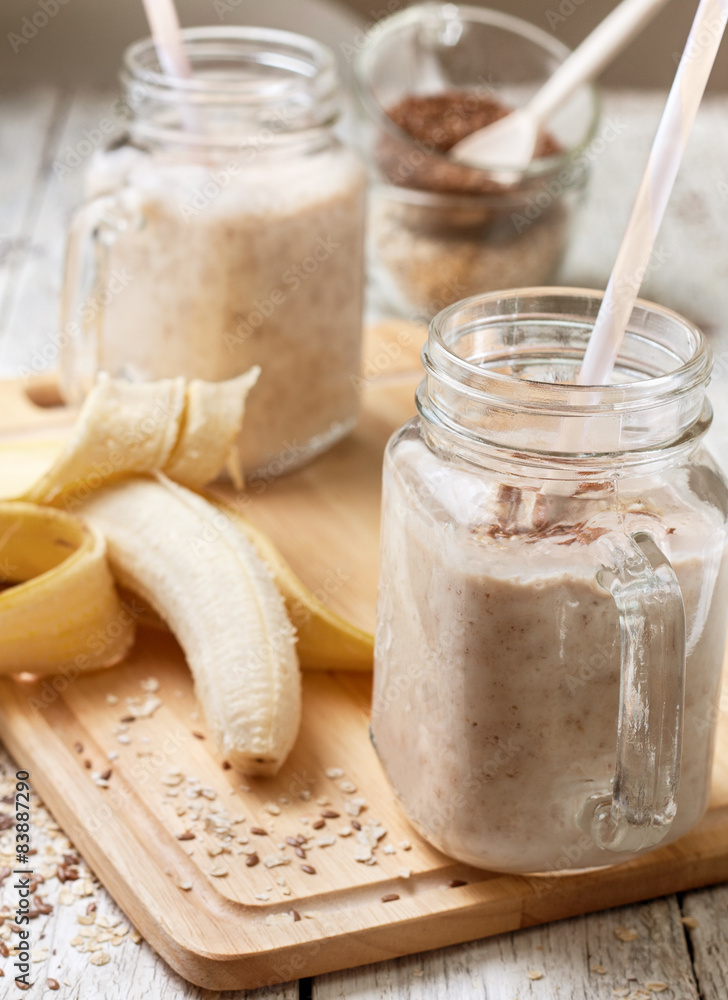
[0,323,727,991]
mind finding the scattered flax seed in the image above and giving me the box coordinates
[222,761,231,770]
[83,760,92,769]
[73,742,83,753]
[264,802,281,816]
[86,903,97,914]
[285,837,299,848]
[295,847,307,859]
[300,864,316,875]
[527,971,544,981]
[591,964,606,974]
[176,832,195,841]
[90,952,110,966]
[15,981,30,991]
[614,926,639,942]
[351,820,362,831]
[448,879,468,888]
[251,827,268,836]
[100,769,112,781]
[192,731,206,740]
[681,915,699,928]
[646,984,669,993]
[381,893,399,903]
[47,980,60,991]
[291,909,301,922]
[312,820,326,830]
[321,810,340,819]
[245,854,260,867]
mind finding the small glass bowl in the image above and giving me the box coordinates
[354,3,600,319]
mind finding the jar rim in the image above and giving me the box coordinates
[122,25,338,106]
[426,287,712,411]
[354,2,601,183]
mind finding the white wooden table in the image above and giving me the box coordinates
[0,87,727,999]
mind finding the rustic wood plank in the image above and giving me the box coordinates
[0,87,123,379]
[681,885,728,1000]
[312,896,699,999]
[0,744,298,1000]
[0,88,60,330]
[561,91,728,468]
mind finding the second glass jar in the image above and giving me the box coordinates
[61,27,367,477]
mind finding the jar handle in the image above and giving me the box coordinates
[584,530,686,854]
[59,194,135,405]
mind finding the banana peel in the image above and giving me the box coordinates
[18,370,260,507]
[0,502,134,674]
[0,432,374,672]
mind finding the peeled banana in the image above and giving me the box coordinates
[222,506,373,671]
[80,475,301,776]
[0,502,134,674]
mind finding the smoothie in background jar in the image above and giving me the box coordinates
[61,27,367,477]
[372,289,728,874]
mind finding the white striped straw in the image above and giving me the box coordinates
[578,0,728,386]
[141,0,200,133]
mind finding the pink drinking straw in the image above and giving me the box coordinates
[141,0,200,132]
[578,0,728,386]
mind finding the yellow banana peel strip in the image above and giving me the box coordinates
[0,502,135,674]
[22,370,260,507]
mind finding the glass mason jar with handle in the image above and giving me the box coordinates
[372,288,728,874]
[60,27,367,478]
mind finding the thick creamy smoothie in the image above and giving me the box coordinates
[373,433,728,873]
[69,144,367,475]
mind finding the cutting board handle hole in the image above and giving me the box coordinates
[24,374,65,409]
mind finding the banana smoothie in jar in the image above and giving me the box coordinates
[373,288,728,874]
[60,27,367,477]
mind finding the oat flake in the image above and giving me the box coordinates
[90,952,111,966]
